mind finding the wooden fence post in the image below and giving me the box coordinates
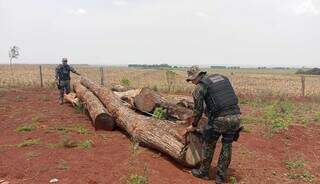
[39,65,43,88]
[100,67,104,86]
[301,75,305,97]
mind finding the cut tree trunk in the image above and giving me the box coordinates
[80,77,203,167]
[73,82,115,131]
[113,89,141,108]
[64,93,81,107]
[134,87,194,121]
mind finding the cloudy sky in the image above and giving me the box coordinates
[0,0,319,67]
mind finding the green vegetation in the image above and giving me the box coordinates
[229,176,237,184]
[49,137,94,149]
[127,174,148,184]
[18,139,42,147]
[285,158,314,182]
[16,116,41,132]
[152,107,166,120]
[315,112,320,122]
[78,139,94,149]
[286,159,305,170]
[49,124,89,135]
[287,170,314,182]
[121,78,131,87]
[260,99,294,133]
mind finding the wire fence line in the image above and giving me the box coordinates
[0,65,319,97]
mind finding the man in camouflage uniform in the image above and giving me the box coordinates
[55,58,80,104]
[185,66,241,184]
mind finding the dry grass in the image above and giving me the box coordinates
[1,64,320,97]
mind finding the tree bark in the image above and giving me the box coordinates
[80,77,202,167]
[73,82,115,131]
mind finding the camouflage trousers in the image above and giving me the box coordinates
[59,80,71,100]
[200,114,241,180]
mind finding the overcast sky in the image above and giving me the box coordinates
[0,0,319,67]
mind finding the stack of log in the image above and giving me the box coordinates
[64,77,204,167]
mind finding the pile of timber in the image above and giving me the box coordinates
[65,77,204,167]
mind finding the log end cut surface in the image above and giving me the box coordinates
[94,113,115,131]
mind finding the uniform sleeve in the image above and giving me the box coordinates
[192,84,205,127]
[70,66,80,75]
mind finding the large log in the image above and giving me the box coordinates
[80,77,202,167]
[134,87,194,121]
[113,89,141,108]
[73,82,115,131]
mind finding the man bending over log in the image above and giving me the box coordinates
[55,58,80,104]
[185,65,242,184]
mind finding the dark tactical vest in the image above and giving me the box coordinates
[199,74,240,118]
[57,64,71,81]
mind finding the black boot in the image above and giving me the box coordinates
[215,174,224,184]
[191,169,210,180]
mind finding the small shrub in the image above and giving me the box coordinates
[16,123,37,132]
[60,138,78,148]
[229,176,237,184]
[286,159,305,170]
[18,139,41,147]
[315,112,320,122]
[121,78,131,87]
[78,140,94,149]
[152,85,158,92]
[127,174,148,184]
[152,107,166,120]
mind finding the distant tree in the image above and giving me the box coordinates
[9,46,20,67]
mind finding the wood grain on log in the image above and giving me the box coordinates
[73,82,115,130]
[80,77,202,167]
[64,93,81,107]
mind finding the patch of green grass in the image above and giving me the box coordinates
[78,140,94,149]
[127,174,148,184]
[17,139,42,147]
[16,123,37,132]
[287,170,314,182]
[121,78,131,87]
[49,124,89,135]
[229,176,237,184]
[16,116,42,132]
[315,112,320,122]
[152,107,166,120]
[241,116,259,124]
[286,159,305,170]
[263,100,294,134]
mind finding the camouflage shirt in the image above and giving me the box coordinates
[192,82,207,127]
[55,64,79,81]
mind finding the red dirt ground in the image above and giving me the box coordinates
[0,89,319,184]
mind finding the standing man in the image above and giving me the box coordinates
[185,66,241,184]
[55,58,80,104]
